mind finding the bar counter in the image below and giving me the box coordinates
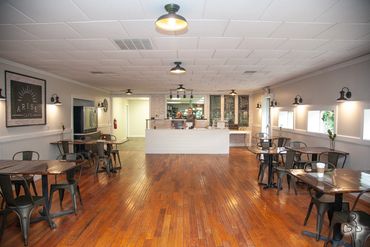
[145,128,229,154]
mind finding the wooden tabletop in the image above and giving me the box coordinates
[0,160,78,175]
[289,169,370,194]
[248,146,286,155]
[286,146,348,155]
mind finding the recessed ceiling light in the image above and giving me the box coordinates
[155,3,188,32]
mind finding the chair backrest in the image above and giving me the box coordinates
[281,150,296,169]
[259,140,271,150]
[61,141,70,154]
[287,141,307,149]
[276,137,290,147]
[304,161,335,172]
[351,188,370,211]
[12,151,40,160]
[256,132,268,138]
[101,134,112,141]
[96,142,106,158]
[57,153,84,182]
[319,151,345,168]
[0,174,33,207]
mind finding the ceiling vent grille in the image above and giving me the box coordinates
[244,70,257,74]
[113,39,152,50]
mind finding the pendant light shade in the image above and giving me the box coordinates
[177,84,185,92]
[170,62,186,74]
[126,89,133,95]
[229,89,237,96]
[155,4,188,32]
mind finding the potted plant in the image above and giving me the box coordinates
[327,129,336,150]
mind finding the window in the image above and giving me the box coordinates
[278,111,293,129]
[210,95,221,126]
[238,95,249,127]
[364,109,370,140]
[307,110,334,133]
[224,95,235,126]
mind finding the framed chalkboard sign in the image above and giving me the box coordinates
[5,71,46,127]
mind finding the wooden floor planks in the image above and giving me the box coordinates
[1,140,368,246]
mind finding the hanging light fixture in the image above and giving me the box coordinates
[190,90,193,99]
[177,84,185,92]
[0,88,5,101]
[270,99,277,107]
[50,94,62,106]
[169,90,173,99]
[126,89,133,95]
[229,89,237,96]
[292,95,303,105]
[170,62,186,74]
[337,87,352,102]
[155,4,188,32]
[256,103,261,109]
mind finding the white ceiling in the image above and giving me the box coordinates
[0,0,369,94]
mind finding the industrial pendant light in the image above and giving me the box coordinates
[155,4,188,32]
[177,84,185,92]
[126,89,133,95]
[229,89,237,96]
[170,62,186,74]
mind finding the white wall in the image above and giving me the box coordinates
[0,58,110,159]
[250,55,370,170]
[128,99,149,137]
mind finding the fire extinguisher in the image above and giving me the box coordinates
[113,118,117,129]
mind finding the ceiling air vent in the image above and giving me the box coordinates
[113,39,152,50]
[244,70,257,74]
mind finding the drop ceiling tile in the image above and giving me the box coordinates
[102,50,142,59]
[204,0,272,19]
[247,49,289,58]
[316,0,370,22]
[67,39,117,50]
[238,38,286,49]
[17,23,81,39]
[198,37,242,49]
[0,25,37,40]
[226,58,260,65]
[7,0,88,22]
[178,49,214,58]
[68,21,128,38]
[72,0,145,20]
[121,20,162,37]
[26,40,77,51]
[318,39,370,51]
[0,2,34,24]
[141,0,205,19]
[270,22,334,39]
[68,51,106,59]
[213,49,252,58]
[209,65,237,72]
[128,58,162,65]
[194,59,226,65]
[224,21,281,38]
[316,23,370,40]
[278,39,328,50]
[152,37,198,49]
[140,50,177,58]
[280,50,325,59]
[261,0,337,22]
[182,20,229,36]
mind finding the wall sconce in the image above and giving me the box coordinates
[292,95,303,105]
[0,88,5,101]
[270,99,277,107]
[256,103,261,109]
[229,89,237,96]
[126,89,132,95]
[337,87,352,102]
[50,94,62,105]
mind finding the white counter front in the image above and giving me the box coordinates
[145,129,229,154]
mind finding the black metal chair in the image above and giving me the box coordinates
[0,190,7,240]
[275,137,290,147]
[101,134,122,168]
[0,174,55,246]
[95,142,113,175]
[325,189,370,247]
[274,150,298,195]
[286,141,309,166]
[49,153,84,217]
[303,161,350,241]
[319,151,348,168]
[11,151,39,197]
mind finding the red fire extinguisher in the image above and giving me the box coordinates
[113,118,117,129]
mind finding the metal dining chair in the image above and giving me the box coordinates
[0,174,55,246]
[95,142,113,175]
[303,161,350,241]
[11,151,39,197]
[101,134,122,168]
[49,153,84,217]
[274,150,298,195]
[275,137,290,147]
[319,151,348,168]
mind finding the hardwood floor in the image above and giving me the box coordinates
[1,140,368,246]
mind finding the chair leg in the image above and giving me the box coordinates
[276,175,282,195]
[14,206,34,246]
[316,204,329,241]
[70,186,78,215]
[116,152,122,168]
[30,180,38,196]
[58,189,65,208]
[42,203,56,229]
[15,184,21,197]
[95,158,100,175]
[304,200,314,226]
[76,185,83,206]
[0,210,8,239]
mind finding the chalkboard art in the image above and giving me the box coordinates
[5,71,46,127]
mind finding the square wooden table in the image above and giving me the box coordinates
[0,160,78,225]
